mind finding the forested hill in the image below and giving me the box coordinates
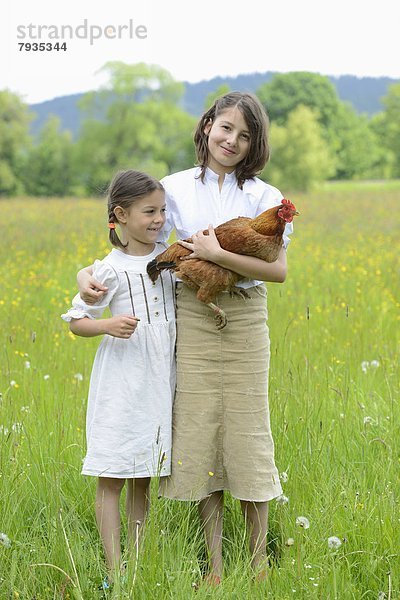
[29,72,398,138]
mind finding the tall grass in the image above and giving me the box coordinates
[0,184,399,598]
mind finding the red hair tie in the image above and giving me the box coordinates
[108,222,116,229]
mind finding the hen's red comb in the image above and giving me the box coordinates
[281,198,296,210]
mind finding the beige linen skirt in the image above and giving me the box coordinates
[160,282,282,502]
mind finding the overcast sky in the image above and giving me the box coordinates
[2,0,399,104]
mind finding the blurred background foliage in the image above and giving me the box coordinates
[1,62,399,195]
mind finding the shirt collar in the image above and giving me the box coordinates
[204,167,237,184]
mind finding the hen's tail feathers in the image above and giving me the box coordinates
[147,259,177,282]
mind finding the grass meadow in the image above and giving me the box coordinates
[0,182,399,599]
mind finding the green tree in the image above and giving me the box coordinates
[76,62,196,194]
[0,91,32,195]
[372,83,400,177]
[334,103,382,179]
[204,85,231,110]
[262,105,335,191]
[21,116,76,196]
[257,72,341,129]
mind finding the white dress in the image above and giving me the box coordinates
[61,245,176,479]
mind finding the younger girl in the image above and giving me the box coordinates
[62,170,176,582]
[77,93,294,583]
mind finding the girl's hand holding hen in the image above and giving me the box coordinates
[178,225,223,262]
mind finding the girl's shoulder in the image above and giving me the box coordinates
[161,168,199,195]
[243,176,283,202]
[92,252,121,284]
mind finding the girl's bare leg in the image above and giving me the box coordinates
[95,477,126,572]
[198,490,224,580]
[240,500,269,573]
[126,477,151,548]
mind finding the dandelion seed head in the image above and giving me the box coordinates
[74,373,83,381]
[0,533,11,548]
[43,375,50,380]
[361,361,369,373]
[328,536,342,549]
[24,361,31,369]
[276,494,289,505]
[296,516,310,529]
[285,538,295,546]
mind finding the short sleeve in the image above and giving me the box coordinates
[61,260,120,323]
[256,187,293,250]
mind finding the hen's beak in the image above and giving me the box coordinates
[294,210,300,215]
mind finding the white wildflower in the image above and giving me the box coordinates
[74,373,83,381]
[363,416,373,425]
[0,426,9,435]
[362,359,380,373]
[296,516,310,529]
[280,471,289,483]
[361,361,369,373]
[285,538,295,546]
[43,375,50,380]
[377,592,387,600]
[10,381,17,387]
[21,406,30,413]
[12,423,23,433]
[276,494,289,505]
[0,533,11,548]
[24,361,31,369]
[328,536,342,550]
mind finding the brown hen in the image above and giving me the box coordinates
[147,199,298,329]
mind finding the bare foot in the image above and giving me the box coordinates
[203,573,222,586]
[255,565,269,583]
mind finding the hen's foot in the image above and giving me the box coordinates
[207,302,227,330]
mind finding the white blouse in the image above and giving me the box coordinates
[159,167,293,288]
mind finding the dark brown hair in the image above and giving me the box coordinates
[194,92,270,189]
[107,170,164,250]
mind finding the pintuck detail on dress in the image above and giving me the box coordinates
[61,245,176,479]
